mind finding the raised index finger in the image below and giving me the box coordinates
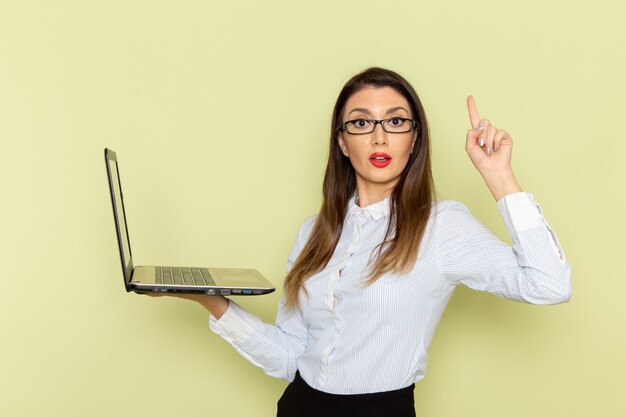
[467,95,480,129]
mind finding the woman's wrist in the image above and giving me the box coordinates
[481,170,522,201]
[197,295,230,319]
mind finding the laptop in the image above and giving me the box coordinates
[105,148,275,296]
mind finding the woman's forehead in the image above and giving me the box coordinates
[344,86,411,116]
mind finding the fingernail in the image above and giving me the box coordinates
[478,125,485,130]
[486,146,491,155]
[479,137,485,147]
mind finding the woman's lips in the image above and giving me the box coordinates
[369,152,392,168]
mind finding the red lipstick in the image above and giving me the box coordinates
[369,152,392,168]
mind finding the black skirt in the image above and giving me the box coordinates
[277,372,416,417]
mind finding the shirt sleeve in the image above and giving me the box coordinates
[208,217,315,381]
[435,192,572,304]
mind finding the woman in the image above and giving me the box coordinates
[155,67,571,417]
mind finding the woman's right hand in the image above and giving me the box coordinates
[147,292,230,319]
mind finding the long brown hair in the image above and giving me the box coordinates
[284,67,434,309]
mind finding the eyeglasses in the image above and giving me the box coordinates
[340,117,417,135]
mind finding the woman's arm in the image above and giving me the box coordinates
[433,97,571,303]
[150,291,308,381]
[148,287,307,382]
[435,196,571,304]
[146,216,316,381]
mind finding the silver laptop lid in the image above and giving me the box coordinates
[105,148,134,291]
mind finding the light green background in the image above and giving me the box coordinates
[1,1,624,416]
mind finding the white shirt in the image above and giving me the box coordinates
[209,192,571,394]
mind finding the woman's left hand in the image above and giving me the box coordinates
[465,96,522,200]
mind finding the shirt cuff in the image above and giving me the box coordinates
[496,191,545,234]
[208,300,260,346]
[497,191,566,262]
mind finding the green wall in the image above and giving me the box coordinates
[1,1,623,416]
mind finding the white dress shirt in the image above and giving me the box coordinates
[209,192,571,394]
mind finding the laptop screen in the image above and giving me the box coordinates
[108,157,132,279]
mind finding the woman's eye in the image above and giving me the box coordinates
[389,118,403,126]
[354,119,370,128]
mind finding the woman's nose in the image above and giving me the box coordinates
[370,123,388,146]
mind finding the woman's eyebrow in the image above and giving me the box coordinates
[347,106,410,116]
[385,106,409,115]
[348,107,372,116]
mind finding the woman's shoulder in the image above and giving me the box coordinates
[428,199,487,237]
[300,214,318,230]
[430,198,471,216]
[429,198,482,228]
[293,214,318,241]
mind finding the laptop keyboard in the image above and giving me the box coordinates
[155,267,216,286]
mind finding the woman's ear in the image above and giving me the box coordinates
[338,134,349,157]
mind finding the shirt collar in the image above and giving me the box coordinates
[347,193,391,222]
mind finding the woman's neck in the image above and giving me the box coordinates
[355,180,397,208]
